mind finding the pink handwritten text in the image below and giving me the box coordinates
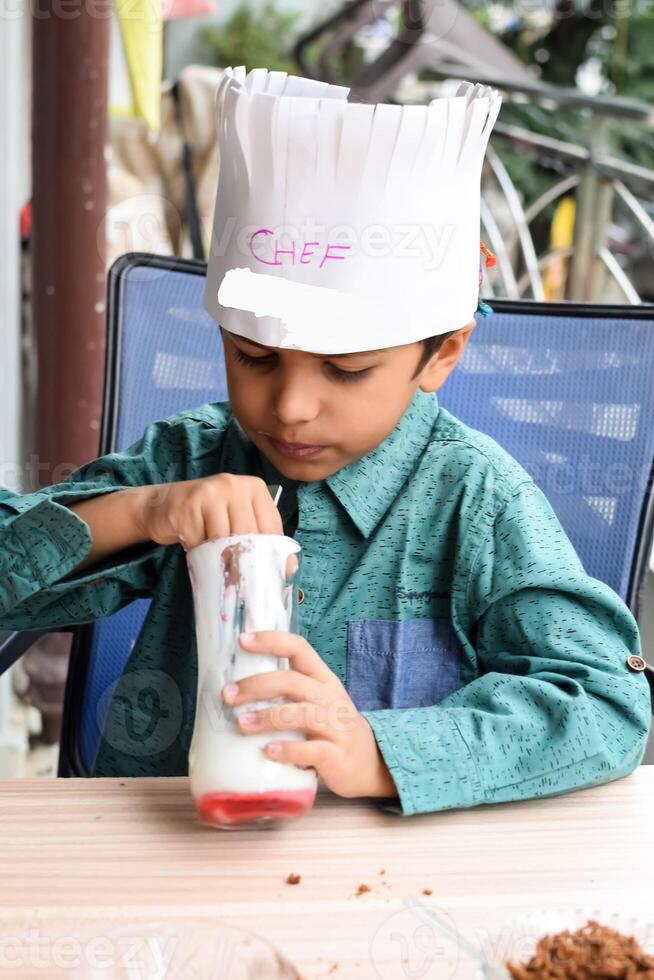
[249,229,351,268]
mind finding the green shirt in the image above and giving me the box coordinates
[0,389,650,815]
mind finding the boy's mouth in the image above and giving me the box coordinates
[261,433,327,460]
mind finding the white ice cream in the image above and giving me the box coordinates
[187,534,317,798]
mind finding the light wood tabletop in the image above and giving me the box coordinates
[0,768,653,979]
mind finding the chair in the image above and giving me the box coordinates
[2,253,228,776]
[441,298,654,616]
[1,253,653,776]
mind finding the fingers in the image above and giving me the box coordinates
[182,476,283,544]
[199,501,232,544]
[227,481,283,536]
[178,498,230,550]
[226,496,262,536]
[223,670,321,706]
[162,473,289,551]
[263,737,333,769]
[239,631,334,682]
[236,698,355,738]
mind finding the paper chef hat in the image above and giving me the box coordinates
[204,66,501,354]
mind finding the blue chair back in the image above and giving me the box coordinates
[64,256,228,775]
[439,300,654,608]
[62,256,654,775]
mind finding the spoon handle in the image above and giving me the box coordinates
[403,897,507,979]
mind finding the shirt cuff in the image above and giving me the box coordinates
[7,491,126,593]
[361,706,486,816]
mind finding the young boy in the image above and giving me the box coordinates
[0,69,650,814]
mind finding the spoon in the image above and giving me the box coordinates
[267,484,283,507]
[403,896,508,979]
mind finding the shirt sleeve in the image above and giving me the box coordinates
[362,480,652,816]
[0,405,229,632]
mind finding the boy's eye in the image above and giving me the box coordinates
[233,348,274,367]
[232,346,371,382]
[327,364,371,382]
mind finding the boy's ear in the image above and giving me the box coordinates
[418,320,476,393]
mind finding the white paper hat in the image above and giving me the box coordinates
[204,66,501,354]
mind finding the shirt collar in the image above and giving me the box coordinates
[326,389,439,538]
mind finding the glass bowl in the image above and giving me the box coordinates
[0,914,300,979]
[476,907,654,979]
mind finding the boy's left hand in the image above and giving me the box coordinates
[221,631,398,800]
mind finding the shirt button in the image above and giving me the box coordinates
[298,587,305,604]
[626,655,647,672]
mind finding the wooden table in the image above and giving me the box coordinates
[1,769,653,979]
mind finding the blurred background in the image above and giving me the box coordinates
[1,0,653,777]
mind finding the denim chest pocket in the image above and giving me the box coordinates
[346,618,464,712]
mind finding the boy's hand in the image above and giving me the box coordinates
[222,631,399,801]
[136,474,283,550]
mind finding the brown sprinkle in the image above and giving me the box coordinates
[422,888,433,896]
[506,919,654,979]
[355,883,371,897]
[285,873,301,885]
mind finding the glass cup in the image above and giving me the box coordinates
[187,533,317,829]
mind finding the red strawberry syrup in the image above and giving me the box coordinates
[197,787,317,828]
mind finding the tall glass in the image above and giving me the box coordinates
[187,533,317,829]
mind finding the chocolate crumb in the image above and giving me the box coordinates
[422,888,432,896]
[285,873,301,885]
[506,919,654,979]
[355,883,371,897]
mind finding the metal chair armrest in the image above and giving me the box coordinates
[0,629,60,676]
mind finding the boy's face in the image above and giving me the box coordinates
[221,322,475,481]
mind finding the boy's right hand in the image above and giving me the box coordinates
[135,474,284,551]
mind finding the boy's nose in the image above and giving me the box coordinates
[271,377,320,427]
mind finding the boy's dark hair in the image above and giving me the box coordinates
[411,331,455,379]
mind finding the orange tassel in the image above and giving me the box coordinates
[480,240,496,269]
